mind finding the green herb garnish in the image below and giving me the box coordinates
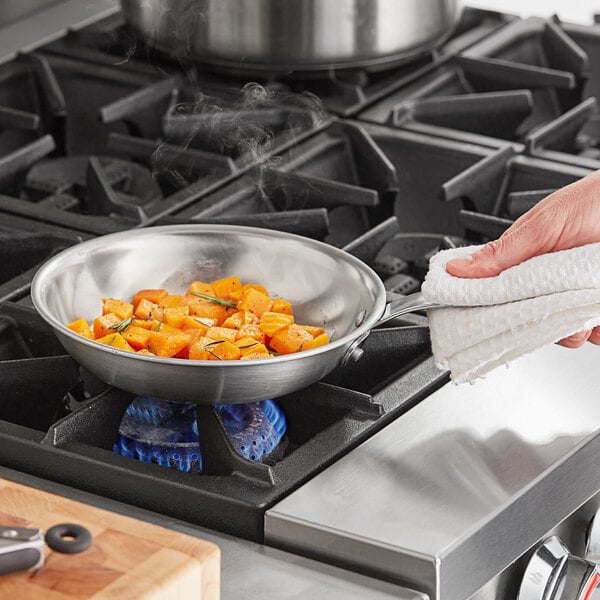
[201,339,225,360]
[190,291,237,308]
[238,342,259,349]
[206,349,223,360]
[108,316,134,333]
[202,340,225,349]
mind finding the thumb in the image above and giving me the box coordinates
[445,226,552,279]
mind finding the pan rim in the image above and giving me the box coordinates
[31,224,388,368]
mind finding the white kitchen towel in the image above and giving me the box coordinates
[421,242,600,383]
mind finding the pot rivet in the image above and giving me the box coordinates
[355,310,367,328]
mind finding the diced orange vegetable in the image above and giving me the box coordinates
[93,313,122,338]
[133,289,168,308]
[183,315,214,332]
[153,321,181,333]
[237,288,272,317]
[296,324,326,338]
[206,327,237,343]
[240,343,271,360]
[270,324,313,355]
[230,283,268,302]
[242,283,269,296]
[188,336,215,360]
[121,326,152,351]
[236,324,266,344]
[69,276,329,361]
[135,298,163,321]
[236,337,270,357]
[212,340,242,361]
[222,310,255,329]
[137,348,155,356]
[132,318,160,330]
[259,311,295,336]
[163,306,189,328]
[185,298,229,325]
[302,333,330,351]
[187,281,216,297]
[160,294,187,308]
[211,276,242,300]
[189,337,241,361]
[147,330,191,358]
[174,328,206,359]
[95,332,134,352]
[102,298,134,321]
[67,318,94,339]
[271,298,293,315]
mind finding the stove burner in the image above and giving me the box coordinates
[217,400,287,462]
[114,396,287,472]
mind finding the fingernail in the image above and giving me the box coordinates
[447,255,474,270]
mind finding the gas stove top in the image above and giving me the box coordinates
[1,3,600,599]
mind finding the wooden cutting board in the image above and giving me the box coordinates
[0,477,220,599]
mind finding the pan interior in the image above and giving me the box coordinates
[35,226,384,346]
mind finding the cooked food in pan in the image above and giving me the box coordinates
[67,276,330,360]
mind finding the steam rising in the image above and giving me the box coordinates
[151,81,327,192]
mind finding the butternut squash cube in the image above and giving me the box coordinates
[147,330,190,358]
[133,289,168,308]
[211,276,242,300]
[302,332,330,351]
[134,298,163,321]
[206,326,237,343]
[67,318,94,339]
[187,281,216,297]
[95,332,134,352]
[102,298,134,321]
[269,324,313,355]
[163,306,189,328]
[93,313,121,339]
[235,324,266,344]
[160,294,187,308]
[259,311,294,336]
[271,298,293,315]
[121,326,152,351]
[237,288,272,317]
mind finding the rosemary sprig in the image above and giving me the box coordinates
[153,315,164,332]
[190,291,237,308]
[201,339,225,360]
[108,316,134,333]
[202,340,225,349]
[206,349,223,360]
[238,342,258,349]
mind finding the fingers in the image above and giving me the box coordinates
[445,221,550,278]
[557,330,592,348]
[446,195,568,279]
[589,326,600,345]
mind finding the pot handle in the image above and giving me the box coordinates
[340,292,439,366]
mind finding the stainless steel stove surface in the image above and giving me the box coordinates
[1,2,600,599]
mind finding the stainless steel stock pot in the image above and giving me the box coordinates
[120,0,460,74]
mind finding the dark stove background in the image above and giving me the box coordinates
[0,6,598,542]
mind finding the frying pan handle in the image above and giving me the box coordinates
[375,292,439,328]
[340,292,437,367]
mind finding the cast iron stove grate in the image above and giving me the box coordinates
[0,215,444,542]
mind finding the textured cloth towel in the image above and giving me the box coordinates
[421,243,600,383]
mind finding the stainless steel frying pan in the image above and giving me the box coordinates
[31,225,437,404]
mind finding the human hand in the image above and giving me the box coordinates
[445,169,600,348]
